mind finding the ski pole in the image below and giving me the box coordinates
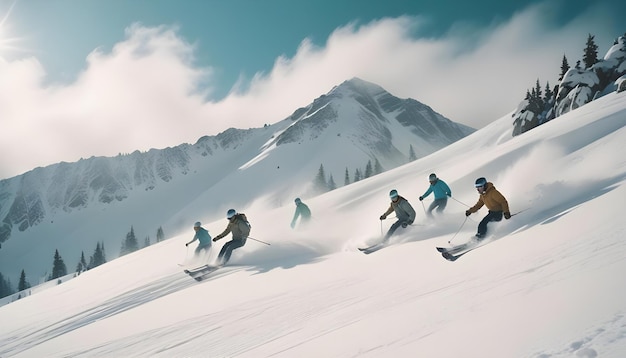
[380,220,384,236]
[247,236,271,246]
[450,196,471,208]
[448,216,468,244]
[421,200,427,215]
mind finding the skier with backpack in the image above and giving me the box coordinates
[212,209,251,266]
[379,189,416,243]
[465,177,511,239]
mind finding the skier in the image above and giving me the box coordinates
[465,177,511,239]
[290,197,311,229]
[212,209,251,266]
[419,173,452,217]
[185,221,212,257]
[379,189,416,243]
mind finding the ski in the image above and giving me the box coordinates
[437,237,493,261]
[358,242,387,254]
[183,264,211,274]
[190,266,222,281]
[183,265,221,280]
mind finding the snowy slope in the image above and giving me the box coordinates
[0,78,472,282]
[0,91,625,357]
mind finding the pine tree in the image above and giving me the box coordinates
[144,236,150,248]
[0,272,14,298]
[374,158,383,175]
[544,81,554,103]
[313,164,328,193]
[344,167,350,186]
[156,226,165,243]
[364,160,373,178]
[18,269,30,291]
[582,33,599,69]
[121,226,139,256]
[76,251,88,273]
[408,145,417,161]
[328,175,337,191]
[89,242,106,269]
[50,249,67,280]
[559,54,570,81]
[354,168,362,182]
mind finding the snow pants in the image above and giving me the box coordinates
[427,198,448,217]
[477,210,503,237]
[217,237,247,265]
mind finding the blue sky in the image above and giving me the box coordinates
[0,0,624,178]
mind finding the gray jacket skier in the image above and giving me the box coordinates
[379,189,416,242]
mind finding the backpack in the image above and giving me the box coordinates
[235,213,251,236]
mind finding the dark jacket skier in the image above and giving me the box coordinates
[213,209,251,265]
[465,177,511,239]
[419,173,452,217]
[186,222,212,257]
[379,189,416,242]
[291,198,311,229]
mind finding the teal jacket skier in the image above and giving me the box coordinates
[186,222,212,256]
[419,173,452,217]
[291,198,311,229]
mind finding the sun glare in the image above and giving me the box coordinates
[0,1,22,57]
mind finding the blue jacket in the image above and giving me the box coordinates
[291,202,311,228]
[422,179,451,200]
[192,227,212,246]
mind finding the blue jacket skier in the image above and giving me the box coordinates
[419,173,452,217]
[186,222,212,256]
[379,189,416,242]
[291,198,311,229]
[213,209,251,266]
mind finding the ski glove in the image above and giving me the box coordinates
[504,212,511,219]
[465,210,471,217]
[185,243,189,247]
[447,193,452,197]
[379,214,386,220]
[419,196,423,201]
[401,222,408,228]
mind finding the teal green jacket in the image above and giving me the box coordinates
[422,179,452,200]
[291,202,311,228]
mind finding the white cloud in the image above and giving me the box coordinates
[0,2,617,179]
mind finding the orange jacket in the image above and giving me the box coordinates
[468,182,510,214]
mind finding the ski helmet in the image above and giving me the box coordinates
[194,221,201,228]
[295,197,301,204]
[389,189,399,199]
[226,209,236,219]
[429,173,437,181]
[475,177,487,188]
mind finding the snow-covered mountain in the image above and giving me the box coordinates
[0,77,473,284]
[0,84,624,357]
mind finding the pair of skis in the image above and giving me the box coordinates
[183,264,222,281]
[358,237,491,261]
